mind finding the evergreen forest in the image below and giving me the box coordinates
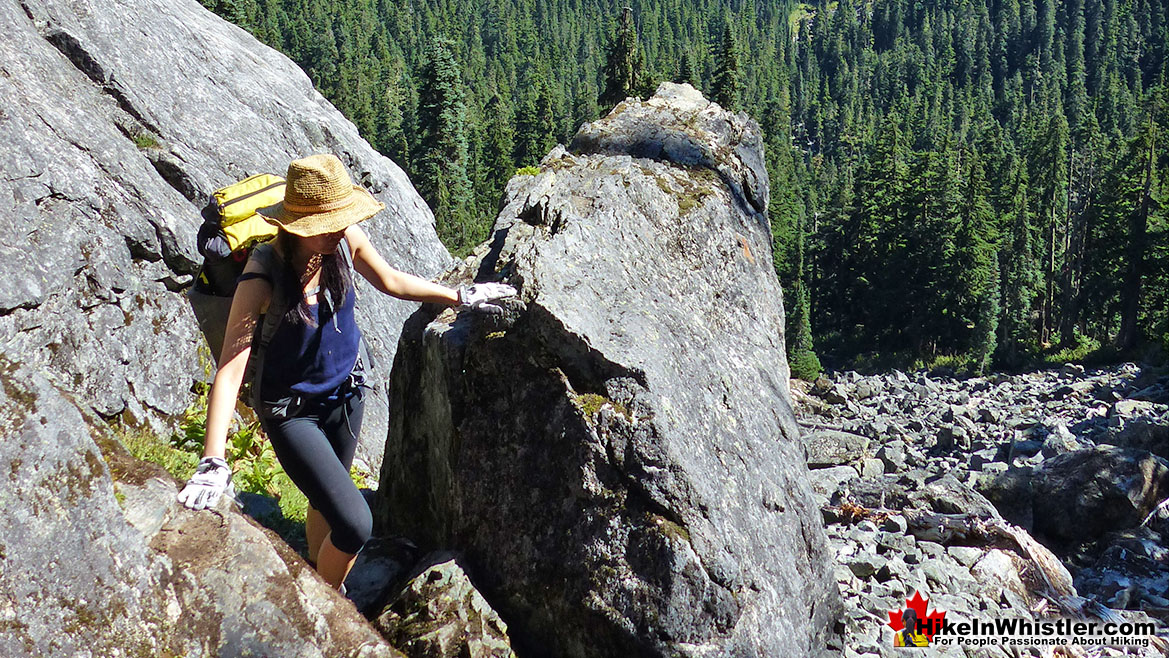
[202,0,1169,375]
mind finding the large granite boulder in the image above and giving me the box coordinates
[1032,446,1169,545]
[379,83,839,657]
[1,0,450,471]
[0,358,401,657]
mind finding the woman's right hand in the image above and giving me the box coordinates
[183,252,270,510]
[177,456,234,510]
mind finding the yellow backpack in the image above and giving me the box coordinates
[189,174,285,363]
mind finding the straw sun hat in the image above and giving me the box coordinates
[257,154,384,236]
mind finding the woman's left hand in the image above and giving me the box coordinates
[458,282,518,314]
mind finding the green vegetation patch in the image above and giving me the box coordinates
[648,512,691,544]
[573,392,632,422]
[515,166,541,176]
[132,133,160,150]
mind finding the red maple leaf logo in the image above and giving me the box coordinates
[887,591,947,641]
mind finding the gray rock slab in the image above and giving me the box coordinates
[1031,446,1169,545]
[2,0,451,469]
[0,359,399,657]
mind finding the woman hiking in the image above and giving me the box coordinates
[176,154,514,591]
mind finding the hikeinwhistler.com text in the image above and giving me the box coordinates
[920,617,1159,648]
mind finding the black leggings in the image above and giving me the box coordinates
[260,390,372,554]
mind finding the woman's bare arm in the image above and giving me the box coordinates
[202,258,270,459]
[345,225,459,305]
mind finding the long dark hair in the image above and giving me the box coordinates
[276,228,352,326]
[901,608,920,636]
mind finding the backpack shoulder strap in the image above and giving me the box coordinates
[338,236,359,302]
[339,236,356,274]
[243,242,287,397]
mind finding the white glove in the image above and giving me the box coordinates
[177,457,234,510]
[457,282,517,314]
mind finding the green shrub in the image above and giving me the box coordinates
[515,166,540,176]
[789,349,822,381]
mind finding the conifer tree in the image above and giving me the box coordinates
[955,150,1000,362]
[678,49,699,88]
[999,167,1039,367]
[788,282,822,381]
[416,37,476,253]
[1025,111,1070,345]
[514,66,557,166]
[375,59,410,170]
[1116,104,1160,349]
[712,19,741,111]
[482,92,516,208]
[599,7,638,112]
[970,252,1001,374]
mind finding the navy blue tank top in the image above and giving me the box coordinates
[260,267,362,402]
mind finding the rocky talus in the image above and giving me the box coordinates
[797,364,1169,656]
[379,82,840,657]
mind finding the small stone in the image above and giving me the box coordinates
[947,546,983,567]
[875,559,909,584]
[1041,422,1082,457]
[967,449,997,470]
[807,464,859,504]
[1007,439,1042,463]
[881,515,908,534]
[977,407,1000,423]
[1112,399,1159,418]
[917,541,944,558]
[847,554,888,579]
[859,458,884,478]
[804,430,870,468]
[937,424,970,450]
[856,520,879,534]
[923,562,955,588]
[979,462,1008,476]
[834,565,858,585]
[877,441,907,472]
[876,532,915,554]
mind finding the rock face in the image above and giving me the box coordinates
[1,0,456,653]
[1,0,450,471]
[379,83,839,657]
[0,359,401,657]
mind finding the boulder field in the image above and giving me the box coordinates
[799,364,1169,656]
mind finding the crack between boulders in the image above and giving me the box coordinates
[0,300,42,317]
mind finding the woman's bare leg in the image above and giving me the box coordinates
[316,532,358,590]
[306,505,329,565]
